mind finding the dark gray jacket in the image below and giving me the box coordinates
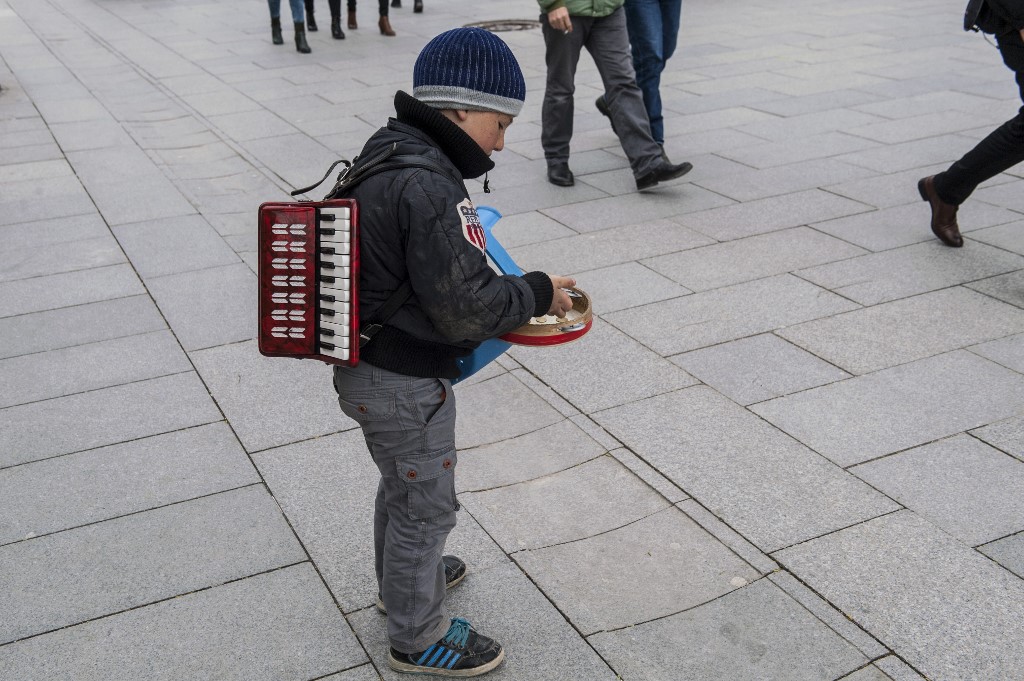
[968,0,1024,33]
[347,91,553,379]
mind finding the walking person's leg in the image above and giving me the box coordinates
[268,0,284,44]
[922,30,1024,246]
[624,0,666,144]
[540,14,587,185]
[379,0,395,35]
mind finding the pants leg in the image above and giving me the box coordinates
[334,362,456,654]
[268,0,281,18]
[587,7,663,175]
[625,0,681,144]
[348,0,356,9]
[541,14,588,164]
[379,0,388,17]
[933,30,1024,205]
[288,0,305,22]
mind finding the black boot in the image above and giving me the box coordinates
[271,16,284,44]
[294,23,312,53]
[331,16,345,38]
[305,0,318,31]
[413,0,422,11]
[391,0,401,7]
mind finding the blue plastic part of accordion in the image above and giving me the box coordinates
[452,206,519,385]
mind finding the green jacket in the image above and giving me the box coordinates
[537,0,623,17]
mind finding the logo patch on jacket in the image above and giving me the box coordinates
[457,199,486,252]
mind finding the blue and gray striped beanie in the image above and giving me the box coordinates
[413,27,525,117]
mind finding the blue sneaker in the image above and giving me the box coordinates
[389,617,504,677]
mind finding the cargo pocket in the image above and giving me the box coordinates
[337,392,396,423]
[395,446,458,520]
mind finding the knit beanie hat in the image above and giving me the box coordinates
[413,27,526,117]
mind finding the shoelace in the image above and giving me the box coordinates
[442,617,471,648]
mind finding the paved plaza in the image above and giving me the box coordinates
[2,0,1024,678]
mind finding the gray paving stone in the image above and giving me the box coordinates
[112,214,240,278]
[676,189,873,242]
[768,571,889,661]
[613,448,689,504]
[753,351,1024,467]
[147,263,255,350]
[0,263,144,319]
[974,177,1024,213]
[348,561,618,681]
[979,531,1024,579]
[453,372,566,449]
[66,147,196,226]
[811,200,1020,252]
[48,118,135,152]
[571,262,691,314]
[718,132,879,169]
[825,163,950,210]
[605,274,860,357]
[0,485,305,643]
[0,295,166,360]
[0,158,72,184]
[836,134,976,173]
[671,333,851,406]
[253,429,508,613]
[851,435,1024,546]
[847,109,983,144]
[457,419,606,493]
[459,455,670,552]
[0,423,258,545]
[0,564,365,681]
[488,210,577,249]
[779,287,1024,375]
[508,218,714,276]
[970,332,1024,374]
[0,235,126,283]
[872,657,927,681]
[509,318,698,413]
[191,340,342,452]
[0,330,190,409]
[968,269,1024,309]
[970,219,1024,256]
[319,666,383,681]
[515,507,758,635]
[590,578,867,681]
[243,133,344,189]
[644,227,867,292]
[797,241,1024,306]
[0,174,95,227]
[0,213,109,250]
[736,109,886,144]
[970,417,1024,461]
[676,500,778,575]
[539,183,735,233]
[840,667,895,681]
[595,386,898,551]
[692,158,875,203]
[775,511,1024,681]
[0,372,222,468]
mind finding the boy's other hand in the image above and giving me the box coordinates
[547,275,576,316]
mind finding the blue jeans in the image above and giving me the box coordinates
[268,0,304,22]
[624,0,682,145]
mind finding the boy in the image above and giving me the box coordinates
[332,27,575,677]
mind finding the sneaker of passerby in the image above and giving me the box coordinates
[389,617,505,677]
[377,556,467,614]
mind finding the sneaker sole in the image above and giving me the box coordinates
[388,647,505,677]
[377,569,467,614]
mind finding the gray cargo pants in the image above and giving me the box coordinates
[333,361,457,654]
[540,6,663,177]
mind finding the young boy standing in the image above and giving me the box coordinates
[332,27,575,677]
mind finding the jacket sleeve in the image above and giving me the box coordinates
[987,0,1024,29]
[538,0,566,13]
[400,171,551,344]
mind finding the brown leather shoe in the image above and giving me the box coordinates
[378,15,395,36]
[917,176,963,247]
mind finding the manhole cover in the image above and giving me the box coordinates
[465,19,541,32]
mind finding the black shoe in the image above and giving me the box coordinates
[389,618,504,677]
[414,0,423,11]
[271,17,284,44]
[306,13,317,31]
[294,23,311,53]
[391,0,401,6]
[378,555,467,614]
[635,160,692,190]
[547,162,574,187]
[595,95,619,133]
[331,17,345,38]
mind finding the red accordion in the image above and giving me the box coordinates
[257,200,360,366]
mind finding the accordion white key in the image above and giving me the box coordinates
[257,199,360,366]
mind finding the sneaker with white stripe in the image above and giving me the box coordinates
[389,617,504,677]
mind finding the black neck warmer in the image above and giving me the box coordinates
[393,90,495,180]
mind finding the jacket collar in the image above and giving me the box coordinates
[392,90,495,180]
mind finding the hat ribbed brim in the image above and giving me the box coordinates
[413,85,524,117]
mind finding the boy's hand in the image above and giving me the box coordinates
[547,275,576,316]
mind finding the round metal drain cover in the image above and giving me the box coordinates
[464,19,541,32]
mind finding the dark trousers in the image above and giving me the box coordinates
[934,29,1024,205]
[327,0,357,17]
[624,0,682,145]
[540,7,663,177]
